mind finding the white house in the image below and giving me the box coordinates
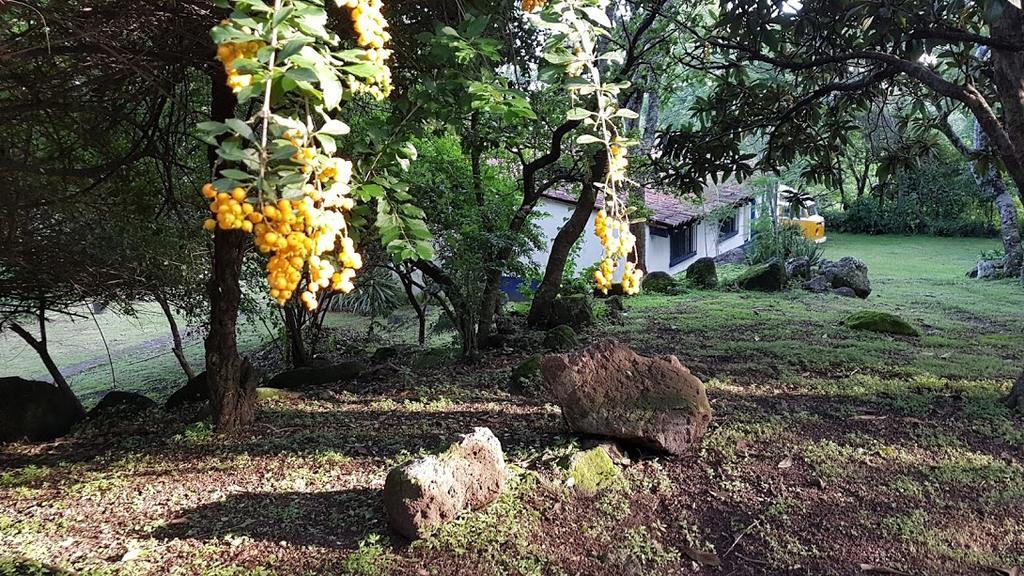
[532,184,756,277]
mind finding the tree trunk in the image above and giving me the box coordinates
[972,122,1024,277]
[9,318,85,417]
[204,66,256,432]
[527,152,607,327]
[155,293,196,381]
[283,302,309,367]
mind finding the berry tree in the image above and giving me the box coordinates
[200,0,429,430]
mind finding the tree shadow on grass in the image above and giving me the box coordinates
[152,488,383,549]
[0,557,79,575]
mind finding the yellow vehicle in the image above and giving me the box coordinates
[777,185,826,243]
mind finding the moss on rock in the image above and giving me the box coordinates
[685,257,718,289]
[544,324,579,352]
[509,355,542,396]
[735,258,787,292]
[565,447,624,494]
[843,310,921,337]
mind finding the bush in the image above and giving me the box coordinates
[825,148,999,237]
[825,196,996,237]
[746,219,823,267]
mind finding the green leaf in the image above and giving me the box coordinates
[566,107,592,120]
[225,118,255,141]
[220,168,254,181]
[318,118,350,135]
[342,63,379,78]
[576,134,603,145]
[414,240,434,261]
[320,71,343,109]
[581,6,612,28]
[278,38,307,60]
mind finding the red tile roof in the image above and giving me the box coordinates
[541,184,753,228]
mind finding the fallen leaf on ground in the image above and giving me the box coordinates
[777,456,793,469]
[858,563,911,575]
[683,546,721,567]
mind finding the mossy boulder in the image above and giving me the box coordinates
[641,271,678,294]
[685,257,718,289]
[256,387,299,401]
[543,324,579,352]
[735,258,787,292]
[565,447,623,494]
[604,295,625,312]
[545,294,594,330]
[509,355,542,396]
[843,310,921,336]
[541,340,713,454]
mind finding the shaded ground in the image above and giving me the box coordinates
[2,234,1023,575]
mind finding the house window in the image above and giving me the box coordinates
[718,214,738,241]
[670,224,696,266]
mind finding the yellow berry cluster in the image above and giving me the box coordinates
[593,208,641,294]
[202,147,362,310]
[216,41,262,93]
[203,184,262,232]
[608,144,628,184]
[337,0,393,99]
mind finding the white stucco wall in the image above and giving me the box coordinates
[532,197,753,278]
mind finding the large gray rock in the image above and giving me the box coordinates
[819,257,871,298]
[383,428,507,539]
[1,377,84,442]
[541,340,712,455]
[785,256,812,280]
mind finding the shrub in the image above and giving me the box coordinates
[746,219,823,267]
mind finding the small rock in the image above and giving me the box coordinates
[371,346,399,363]
[641,271,678,294]
[785,256,811,280]
[565,447,623,494]
[266,361,364,390]
[541,340,712,454]
[604,295,625,312]
[164,372,209,409]
[383,427,507,539]
[88,391,156,419]
[509,355,542,396]
[256,387,299,401]
[833,287,857,298]
[736,258,787,292]
[543,324,579,352]
[842,310,921,337]
[545,295,594,330]
[801,274,830,293]
[820,256,871,298]
[968,259,1001,280]
[685,257,718,289]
